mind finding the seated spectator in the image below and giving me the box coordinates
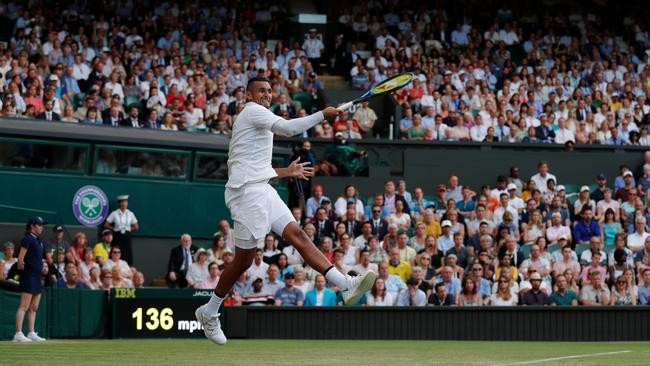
[304,274,337,306]
[262,264,283,297]
[434,266,461,302]
[242,278,273,306]
[387,247,411,282]
[353,249,378,275]
[489,274,518,306]
[638,269,650,305]
[627,216,650,252]
[397,278,427,306]
[549,274,578,306]
[133,271,146,289]
[87,267,102,290]
[552,244,581,278]
[186,248,209,288]
[579,269,611,305]
[274,273,304,306]
[520,272,550,305]
[457,277,483,306]
[99,269,113,291]
[56,267,89,289]
[102,246,131,279]
[609,275,637,306]
[165,234,198,288]
[580,237,607,267]
[377,261,406,305]
[111,266,133,288]
[246,249,270,281]
[92,229,113,266]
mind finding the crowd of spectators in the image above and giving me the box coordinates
[329,1,650,143]
[0,227,145,290]
[155,156,650,307]
[2,2,650,144]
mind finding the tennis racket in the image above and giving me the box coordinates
[336,72,414,111]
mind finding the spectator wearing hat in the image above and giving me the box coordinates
[437,220,455,255]
[166,234,198,288]
[44,225,70,263]
[591,174,608,202]
[274,272,304,306]
[507,183,524,214]
[92,229,114,266]
[303,28,324,74]
[615,170,636,202]
[242,278,273,306]
[14,216,48,343]
[520,272,550,305]
[574,186,596,219]
[186,248,210,288]
[104,194,138,265]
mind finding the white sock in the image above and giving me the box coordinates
[205,293,224,316]
[325,266,349,290]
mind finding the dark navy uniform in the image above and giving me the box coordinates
[19,232,44,294]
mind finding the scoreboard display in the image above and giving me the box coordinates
[111,288,217,338]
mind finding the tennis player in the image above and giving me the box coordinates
[195,77,376,345]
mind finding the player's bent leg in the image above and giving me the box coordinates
[280,221,331,273]
[279,221,376,305]
[197,236,257,345]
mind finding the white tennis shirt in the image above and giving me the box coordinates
[226,102,283,189]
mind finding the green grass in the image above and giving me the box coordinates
[1,339,649,366]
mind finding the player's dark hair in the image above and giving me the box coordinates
[246,76,270,91]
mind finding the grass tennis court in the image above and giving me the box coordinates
[1,339,650,366]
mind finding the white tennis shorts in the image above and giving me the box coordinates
[225,182,295,249]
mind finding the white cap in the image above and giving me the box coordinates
[557,185,566,191]
[580,185,590,192]
[441,220,452,228]
[623,171,633,177]
[507,183,517,191]
[117,194,129,201]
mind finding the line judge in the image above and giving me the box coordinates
[104,195,138,265]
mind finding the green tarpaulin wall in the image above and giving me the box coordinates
[0,288,108,340]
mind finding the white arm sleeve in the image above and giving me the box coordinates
[270,111,325,137]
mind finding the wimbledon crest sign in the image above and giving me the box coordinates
[72,185,109,226]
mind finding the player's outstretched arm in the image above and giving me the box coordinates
[274,157,314,180]
[270,107,338,137]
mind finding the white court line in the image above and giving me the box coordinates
[490,350,632,366]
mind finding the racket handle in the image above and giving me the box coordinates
[336,101,354,111]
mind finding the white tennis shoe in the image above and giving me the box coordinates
[195,304,227,345]
[13,332,32,343]
[27,332,46,342]
[342,271,377,306]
